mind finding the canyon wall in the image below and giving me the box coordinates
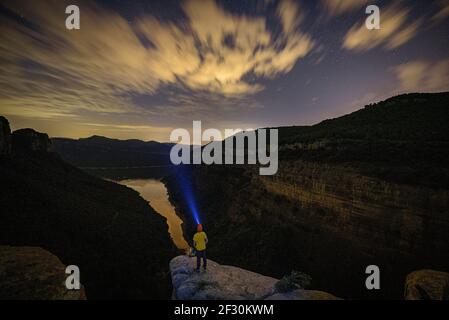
[0,116,11,157]
[0,117,177,299]
[166,93,449,299]
[167,162,449,299]
[12,128,54,153]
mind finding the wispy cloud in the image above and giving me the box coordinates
[321,0,370,16]
[176,0,313,95]
[432,0,449,22]
[0,0,313,123]
[393,59,449,92]
[342,3,421,51]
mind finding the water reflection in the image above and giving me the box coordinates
[119,179,189,250]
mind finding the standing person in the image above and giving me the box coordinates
[193,224,208,272]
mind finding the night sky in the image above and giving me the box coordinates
[0,0,448,141]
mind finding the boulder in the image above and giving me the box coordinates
[0,246,85,300]
[12,128,54,153]
[405,270,449,300]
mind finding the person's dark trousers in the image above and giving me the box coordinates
[196,250,207,270]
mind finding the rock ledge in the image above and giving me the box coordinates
[170,255,340,300]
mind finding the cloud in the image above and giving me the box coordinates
[394,59,449,92]
[385,19,422,50]
[321,0,370,16]
[342,3,421,51]
[432,0,449,22]
[0,0,313,124]
[277,0,303,33]
[176,0,313,94]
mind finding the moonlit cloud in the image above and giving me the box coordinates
[321,0,370,16]
[177,0,313,95]
[432,0,449,22]
[0,0,164,120]
[394,59,449,92]
[0,0,313,126]
[342,3,421,51]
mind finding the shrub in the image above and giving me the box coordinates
[275,271,312,293]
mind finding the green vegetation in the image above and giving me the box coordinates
[277,93,449,189]
[195,280,218,291]
[275,271,312,293]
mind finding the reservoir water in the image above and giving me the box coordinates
[119,179,189,250]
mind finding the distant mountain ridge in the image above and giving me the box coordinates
[53,135,173,167]
[52,135,175,179]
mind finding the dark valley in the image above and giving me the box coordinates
[0,116,177,299]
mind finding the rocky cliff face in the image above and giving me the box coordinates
[405,270,449,300]
[12,128,54,153]
[1,116,176,299]
[0,116,11,157]
[170,256,340,300]
[0,246,85,300]
[167,162,449,299]
[0,121,53,156]
[166,94,449,299]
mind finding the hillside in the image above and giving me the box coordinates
[277,92,449,189]
[0,116,177,299]
[165,92,449,299]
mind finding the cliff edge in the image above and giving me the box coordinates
[405,270,449,300]
[0,116,11,156]
[12,128,54,153]
[170,256,340,300]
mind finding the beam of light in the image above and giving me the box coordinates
[177,168,201,225]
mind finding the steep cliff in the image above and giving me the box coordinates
[0,116,177,299]
[0,246,86,300]
[170,256,340,300]
[12,128,54,153]
[166,93,449,299]
[0,116,11,157]
[405,270,449,300]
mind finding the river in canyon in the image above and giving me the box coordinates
[119,179,189,250]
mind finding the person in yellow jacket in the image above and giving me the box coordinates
[193,224,208,272]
